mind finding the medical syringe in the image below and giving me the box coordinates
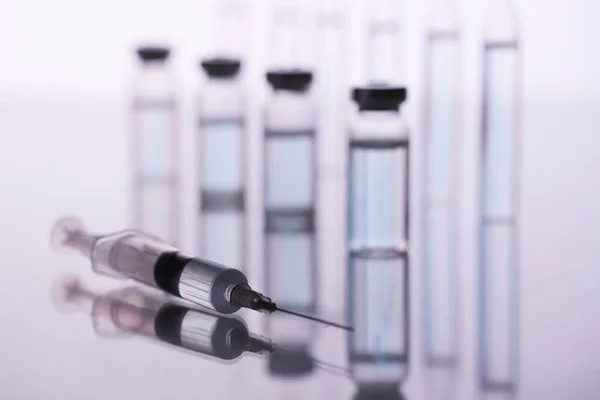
[50,217,352,330]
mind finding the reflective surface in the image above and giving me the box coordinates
[0,95,599,399]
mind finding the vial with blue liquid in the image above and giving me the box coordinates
[197,58,246,271]
[263,70,318,375]
[132,46,180,245]
[347,86,410,385]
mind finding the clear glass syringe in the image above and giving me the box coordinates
[50,217,352,331]
[51,217,274,315]
[478,0,521,392]
[422,0,461,367]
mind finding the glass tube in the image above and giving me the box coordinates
[478,0,520,392]
[422,0,461,367]
[316,0,348,175]
[263,70,318,375]
[132,46,179,245]
[197,59,246,271]
[315,0,349,310]
[364,0,405,85]
[347,86,410,385]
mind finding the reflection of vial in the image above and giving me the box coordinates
[422,0,461,366]
[353,384,405,400]
[478,0,520,392]
[132,46,179,245]
[264,70,317,373]
[347,86,410,385]
[198,58,246,271]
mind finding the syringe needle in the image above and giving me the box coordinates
[276,307,354,332]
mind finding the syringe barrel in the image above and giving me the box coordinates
[90,230,248,314]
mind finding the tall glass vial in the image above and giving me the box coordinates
[422,0,461,367]
[478,0,520,392]
[347,86,410,385]
[132,46,179,245]
[263,70,317,374]
[197,58,246,271]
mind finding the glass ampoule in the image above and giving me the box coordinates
[422,0,461,367]
[478,0,521,392]
[315,0,350,310]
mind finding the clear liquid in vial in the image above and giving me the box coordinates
[264,129,316,313]
[348,250,409,383]
[133,101,179,245]
[348,139,408,250]
[199,118,245,269]
[347,138,410,383]
[479,40,519,391]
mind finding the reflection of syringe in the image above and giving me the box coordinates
[54,276,274,361]
[54,276,352,374]
[50,217,352,330]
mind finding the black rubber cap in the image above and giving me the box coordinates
[268,348,315,377]
[201,57,242,79]
[137,46,170,62]
[352,85,407,111]
[354,384,404,400]
[266,69,313,92]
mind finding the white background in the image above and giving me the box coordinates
[0,0,599,399]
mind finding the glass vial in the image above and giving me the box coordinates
[197,58,246,271]
[422,0,461,367]
[347,85,410,385]
[263,70,317,375]
[478,0,520,392]
[132,46,179,245]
